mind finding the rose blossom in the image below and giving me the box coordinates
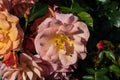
[0,0,38,17]
[0,53,44,80]
[0,10,23,58]
[34,13,90,67]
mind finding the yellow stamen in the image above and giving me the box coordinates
[54,34,73,55]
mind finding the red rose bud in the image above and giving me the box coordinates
[97,41,104,50]
[25,8,30,15]
[2,51,18,67]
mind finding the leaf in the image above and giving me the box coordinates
[105,51,115,61]
[86,68,95,74]
[60,7,73,13]
[83,75,94,80]
[98,51,104,61]
[77,12,93,29]
[95,69,109,80]
[109,64,120,77]
[97,0,110,4]
[103,40,114,49]
[29,2,48,22]
[71,2,85,13]
[108,11,120,28]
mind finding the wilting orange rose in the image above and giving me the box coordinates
[1,53,44,80]
[0,10,23,58]
[2,51,18,67]
[1,0,38,17]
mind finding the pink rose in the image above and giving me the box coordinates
[34,13,90,67]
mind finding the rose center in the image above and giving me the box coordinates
[54,34,74,55]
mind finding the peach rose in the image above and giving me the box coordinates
[0,10,23,58]
[34,13,90,67]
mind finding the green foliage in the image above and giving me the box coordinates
[58,0,120,79]
[29,2,48,22]
[22,0,120,79]
[77,12,93,29]
[109,64,120,77]
[105,50,115,61]
[83,75,94,80]
[60,1,93,30]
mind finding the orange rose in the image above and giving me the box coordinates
[0,10,23,58]
[2,51,18,67]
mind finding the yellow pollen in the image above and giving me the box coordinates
[54,34,73,51]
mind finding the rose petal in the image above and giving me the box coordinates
[59,50,77,66]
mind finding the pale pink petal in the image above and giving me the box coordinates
[58,50,77,66]
[38,18,52,32]
[71,22,90,42]
[9,71,19,80]
[74,43,87,60]
[22,72,26,80]
[25,67,33,80]
[56,12,78,24]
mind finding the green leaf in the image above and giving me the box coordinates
[95,69,109,80]
[86,68,95,74]
[103,40,114,49]
[108,11,120,28]
[97,0,110,4]
[29,2,48,22]
[105,51,115,61]
[98,51,104,61]
[95,74,110,80]
[109,64,120,77]
[60,7,73,13]
[83,75,94,80]
[77,11,93,29]
[71,2,85,13]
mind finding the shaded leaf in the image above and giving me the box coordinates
[98,51,104,61]
[108,11,120,28]
[86,68,95,74]
[97,0,110,4]
[29,2,48,22]
[105,51,115,61]
[95,69,109,80]
[60,7,73,13]
[83,75,94,80]
[77,12,93,29]
[71,2,85,13]
[109,64,120,77]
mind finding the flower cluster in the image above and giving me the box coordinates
[0,0,89,80]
